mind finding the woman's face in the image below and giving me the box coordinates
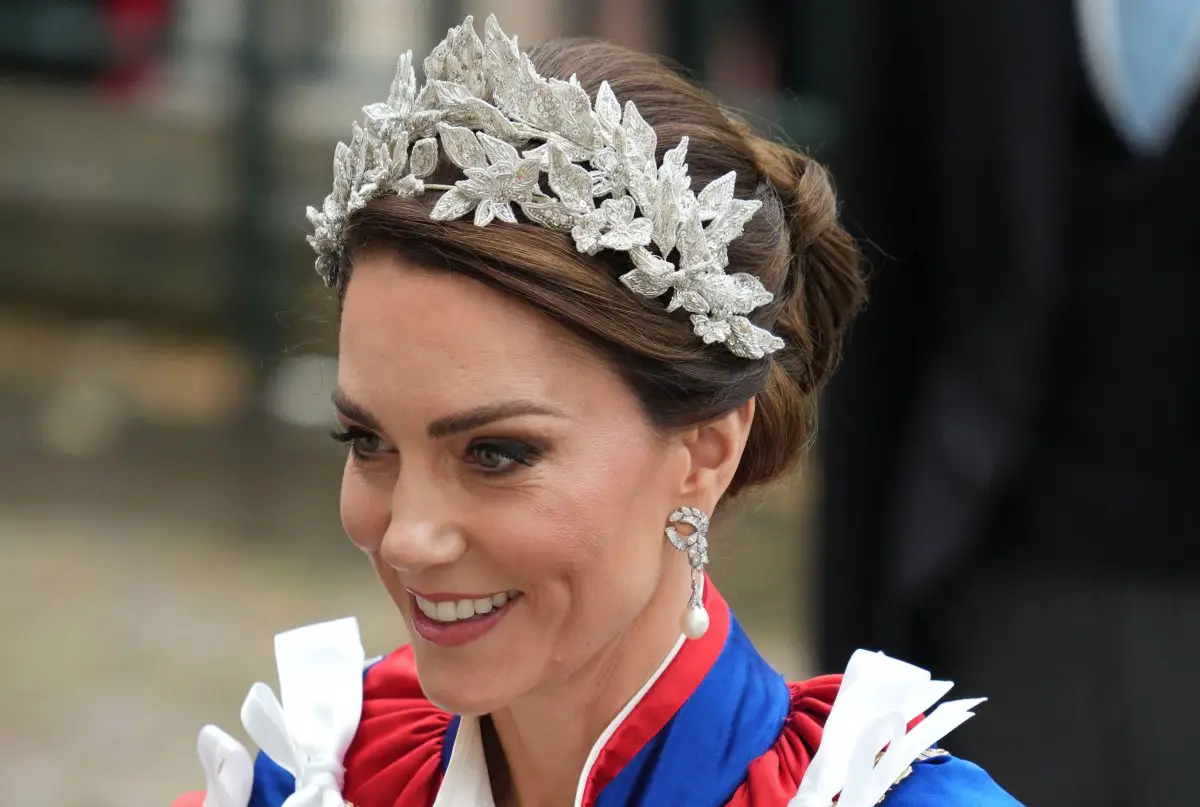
[336,253,693,714]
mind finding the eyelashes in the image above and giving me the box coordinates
[330,425,388,463]
[330,427,542,475]
[465,439,542,473]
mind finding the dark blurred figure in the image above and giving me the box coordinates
[0,0,168,91]
[820,2,1199,805]
[101,0,171,97]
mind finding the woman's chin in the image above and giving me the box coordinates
[420,682,506,716]
[413,658,514,715]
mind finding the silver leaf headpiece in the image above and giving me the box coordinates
[306,14,785,360]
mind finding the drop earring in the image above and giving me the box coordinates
[665,506,710,639]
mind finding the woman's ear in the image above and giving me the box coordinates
[675,398,755,512]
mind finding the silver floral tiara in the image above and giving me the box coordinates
[306,14,785,359]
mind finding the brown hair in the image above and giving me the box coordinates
[342,38,865,497]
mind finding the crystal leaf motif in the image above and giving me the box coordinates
[304,14,784,359]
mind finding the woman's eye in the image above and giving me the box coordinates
[466,440,540,474]
[474,447,509,470]
[330,426,390,462]
[353,434,383,454]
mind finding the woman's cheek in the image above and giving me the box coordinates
[340,465,390,553]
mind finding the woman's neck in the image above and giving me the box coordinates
[485,559,694,807]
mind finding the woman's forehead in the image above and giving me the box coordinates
[342,256,559,358]
[336,254,624,418]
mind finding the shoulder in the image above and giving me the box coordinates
[880,750,1023,806]
[730,659,1023,807]
[248,645,453,807]
[729,675,843,803]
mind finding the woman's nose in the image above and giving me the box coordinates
[377,483,467,574]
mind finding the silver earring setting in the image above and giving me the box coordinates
[666,506,710,639]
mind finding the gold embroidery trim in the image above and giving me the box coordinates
[872,747,950,805]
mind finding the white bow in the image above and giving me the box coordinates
[192,617,367,807]
[198,725,254,807]
[789,650,985,807]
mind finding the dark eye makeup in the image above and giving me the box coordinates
[330,428,542,475]
[465,439,542,474]
[330,425,389,463]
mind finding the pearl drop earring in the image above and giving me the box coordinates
[665,506,710,639]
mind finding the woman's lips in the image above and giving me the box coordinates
[408,589,523,646]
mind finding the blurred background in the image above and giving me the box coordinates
[3,1,1198,806]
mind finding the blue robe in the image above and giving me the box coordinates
[241,585,1021,806]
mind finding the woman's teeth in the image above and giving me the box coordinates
[414,590,520,622]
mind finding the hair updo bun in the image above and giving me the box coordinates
[732,134,866,494]
[343,37,866,498]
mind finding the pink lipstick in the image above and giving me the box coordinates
[408,589,522,646]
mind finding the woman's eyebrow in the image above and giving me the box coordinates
[426,400,567,439]
[332,391,565,438]
[331,389,382,431]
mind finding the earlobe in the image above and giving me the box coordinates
[678,398,755,509]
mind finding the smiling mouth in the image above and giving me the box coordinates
[412,590,523,623]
